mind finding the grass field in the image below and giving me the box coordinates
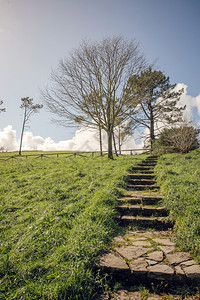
[0,153,146,299]
[155,149,200,261]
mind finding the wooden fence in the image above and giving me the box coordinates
[0,149,148,162]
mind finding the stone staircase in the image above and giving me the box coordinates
[96,156,200,292]
[117,156,173,231]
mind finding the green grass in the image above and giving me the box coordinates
[155,149,200,260]
[0,152,146,299]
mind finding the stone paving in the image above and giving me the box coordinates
[98,229,200,283]
[101,290,200,299]
[98,290,200,300]
[96,156,200,299]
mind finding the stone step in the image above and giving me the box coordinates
[138,163,157,167]
[132,170,155,174]
[118,205,168,217]
[95,230,200,285]
[144,157,158,160]
[143,160,158,164]
[128,179,156,185]
[131,167,154,173]
[123,191,162,198]
[128,174,155,180]
[118,215,173,230]
[127,184,160,191]
[118,196,162,206]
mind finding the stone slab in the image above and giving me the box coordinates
[158,245,175,254]
[97,251,129,271]
[146,251,164,262]
[183,264,200,279]
[174,265,185,277]
[180,259,196,267]
[148,263,174,280]
[127,236,147,241]
[166,252,191,265]
[115,246,150,260]
[152,238,175,246]
[146,259,158,266]
[111,290,142,300]
[130,257,148,274]
[124,230,158,238]
[132,240,152,247]
[114,236,126,243]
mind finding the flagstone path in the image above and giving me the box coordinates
[96,156,200,299]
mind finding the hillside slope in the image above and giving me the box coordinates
[155,149,200,261]
[0,154,145,299]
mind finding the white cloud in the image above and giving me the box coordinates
[0,125,18,151]
[154,83,200,132]
[0,84,199,152]
[22,132,45,150]
[0,125,143,153]
[176,83,200,125]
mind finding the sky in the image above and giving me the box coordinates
[0,0,200,151]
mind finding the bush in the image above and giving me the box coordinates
[153,125,199,154]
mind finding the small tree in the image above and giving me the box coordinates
[156,124,199,154]
[113,119,133,154]
[19,97,43,155]
[0,100,6,113]
[126,67,185,150]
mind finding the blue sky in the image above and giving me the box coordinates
[0,0,200,147]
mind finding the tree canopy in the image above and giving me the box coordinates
[126,67,185,149]
[0,100,5,113]
[19,97,43,155]
[43,36,146,158]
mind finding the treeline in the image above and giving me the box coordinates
[43,36,196,158]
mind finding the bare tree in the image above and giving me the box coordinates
[43,36,146,158]
[126,67,185,150]
[157,122,199,154]
[19,97,43,155]
[0,100,6,113]
[114,119,133,154]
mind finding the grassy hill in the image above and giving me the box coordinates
[155,148,200,261]
[0,153,146,299]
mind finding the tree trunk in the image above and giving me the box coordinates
[113,134,118,157]
[149,108,155,151]
[107,125,113,159]
[99,125,103,156]
[19,109,26,155]
[118,127,121,155]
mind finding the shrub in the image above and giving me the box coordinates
[153,125,199,154]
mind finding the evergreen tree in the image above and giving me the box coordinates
[126,67,185,150]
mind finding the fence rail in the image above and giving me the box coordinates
[0,149,149,161]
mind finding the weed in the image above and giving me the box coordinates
[138,285,149,299]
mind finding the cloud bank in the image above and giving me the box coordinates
[0,84,199,152]
[0,125,143,153]
[177,83,200,125]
